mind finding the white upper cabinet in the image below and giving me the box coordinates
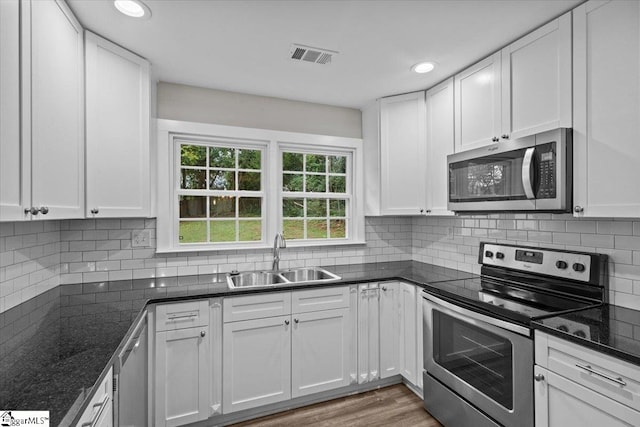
[85,31,151,218]
[501,13,572,140]
[0,0,26,221]
[573,0,640,218]
[379,92,427,215]
[455,13,571,151]
[425,78,455,216]
[454,52,502,152]
[27,0,85,219]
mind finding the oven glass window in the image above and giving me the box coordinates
[433,310,513,409]
[449,147,529,203]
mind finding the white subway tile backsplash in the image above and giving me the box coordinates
[615,235,640,251]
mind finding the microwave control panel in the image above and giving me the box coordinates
[536,142,556,199]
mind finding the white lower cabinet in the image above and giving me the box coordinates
[77,366,113,427]
[291,307,352,397]
[222,315,292,413]
[379,282,401,378]
[155,326,210,427]
[358,283,380,383]
[399,283,417,385]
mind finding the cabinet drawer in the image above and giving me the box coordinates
[223,292,291,322]
[156,300,209,331]
[77,366,113,427]
[292,286,350,313]
[535,331,640,410]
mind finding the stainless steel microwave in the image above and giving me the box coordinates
[447,128,572,212]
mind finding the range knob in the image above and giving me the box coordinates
[557,325,569,332]
[555,260,568,270]
[574,330,587,339]
[573,263,586,272]
[495,252,505,260]
[485,250,494,258]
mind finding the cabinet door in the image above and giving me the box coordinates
[534,366,640,427]
[379,92,427,215]
[425,78,455,216]
[416,289,424,390]
[399,283,417,385]
[223,315,291,413]
[357,283,379,384]
[0,0,28,221]
[85,31,150,218]
[291,307,352,398]
[454,52,502,152]
[379,282,400,378]
[155,327,209,427]
[573,0,640,217]
[26,0,84,219]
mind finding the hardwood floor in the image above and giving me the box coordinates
[231,384,443,427]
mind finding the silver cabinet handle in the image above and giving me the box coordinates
[90,208,99,215]
[285,319,290,325]
[576,363,627,387]
[491,137,499,142]
[25,207,39,215]
[534,374,545,382]
[381,286,387,291]
[574,206,584,213]
[81,395,109,427]
[200,330,206,337]
[294,318,299,324]
[39,206,49,215]
[167,312,198,320]
[501,134,510,140]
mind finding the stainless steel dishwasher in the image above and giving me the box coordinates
[116,312,148,427]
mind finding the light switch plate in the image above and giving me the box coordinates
[132,230,151,248]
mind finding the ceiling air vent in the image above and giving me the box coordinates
[289,44,337,65]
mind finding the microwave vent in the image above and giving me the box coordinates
[289,44,337,65]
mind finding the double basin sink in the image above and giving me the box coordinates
[227,267,341,289]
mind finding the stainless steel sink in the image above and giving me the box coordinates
[226,267,340,289]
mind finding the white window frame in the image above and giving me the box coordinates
[157,120,365,253]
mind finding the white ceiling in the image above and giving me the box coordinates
[67,0,583,109]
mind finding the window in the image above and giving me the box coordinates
[157,121,365,252]
[177,142,264,244]
[281,151,350,241]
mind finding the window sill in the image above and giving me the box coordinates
[155,239,367,254]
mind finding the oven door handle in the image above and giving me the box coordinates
[522,147,535,199]
[423,292,530,336]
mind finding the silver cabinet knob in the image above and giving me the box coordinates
[39,206,49,215]
[285,319,290,325]
[90,208,99,215]
[501,134,510,140]
[420,209,424,213]
[574,206,584,213]
[492,137,499,142]
[294,318,299,324]
[200,330,206,337]
[534,374,545,382]
[25,207,39,215]
[381,286,387,291]
[426,209,431,214]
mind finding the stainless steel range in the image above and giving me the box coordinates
[422,242,608,427]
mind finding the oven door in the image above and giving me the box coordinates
[423,293,533,427]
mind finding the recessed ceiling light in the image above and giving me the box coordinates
[412,62,436,74]
[114,0,151,18]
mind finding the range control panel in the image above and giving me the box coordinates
[480,243,594,282]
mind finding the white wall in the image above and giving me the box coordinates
[157,82,362,138]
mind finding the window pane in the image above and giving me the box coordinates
[181,169,207,189]
[306,175,326,192]
[329,199,346,217]
[181,145,207,166]
[307,199,327,217]
[283,173,303,192]
[210,220,235,242]
[210,170,235,190]
[329,176,346,193]
[210,147,235,168]
[239,197,261,217]
[307,220,327,238]
[238,171,261,191]
[330,219,346,238]
[239,220,261,241]
[211,196,236,218]
[283,152,303,171]
[179,196,206,218]
[306,154,326,172]
[283,198,303,217]
[179,221,207,243]
[329,156,347,173]
[283,219,304,239]
[238,149,261,170]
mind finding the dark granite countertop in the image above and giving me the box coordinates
[533,304,640,366]
[0,260,476,426]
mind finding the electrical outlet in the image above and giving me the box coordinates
[132,230,151,248]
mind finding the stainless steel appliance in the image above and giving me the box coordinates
[422,242,608,427]
[447,128,572,212]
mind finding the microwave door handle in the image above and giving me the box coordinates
[522,147,535,199]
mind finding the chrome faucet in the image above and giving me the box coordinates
[272,232,287,271]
